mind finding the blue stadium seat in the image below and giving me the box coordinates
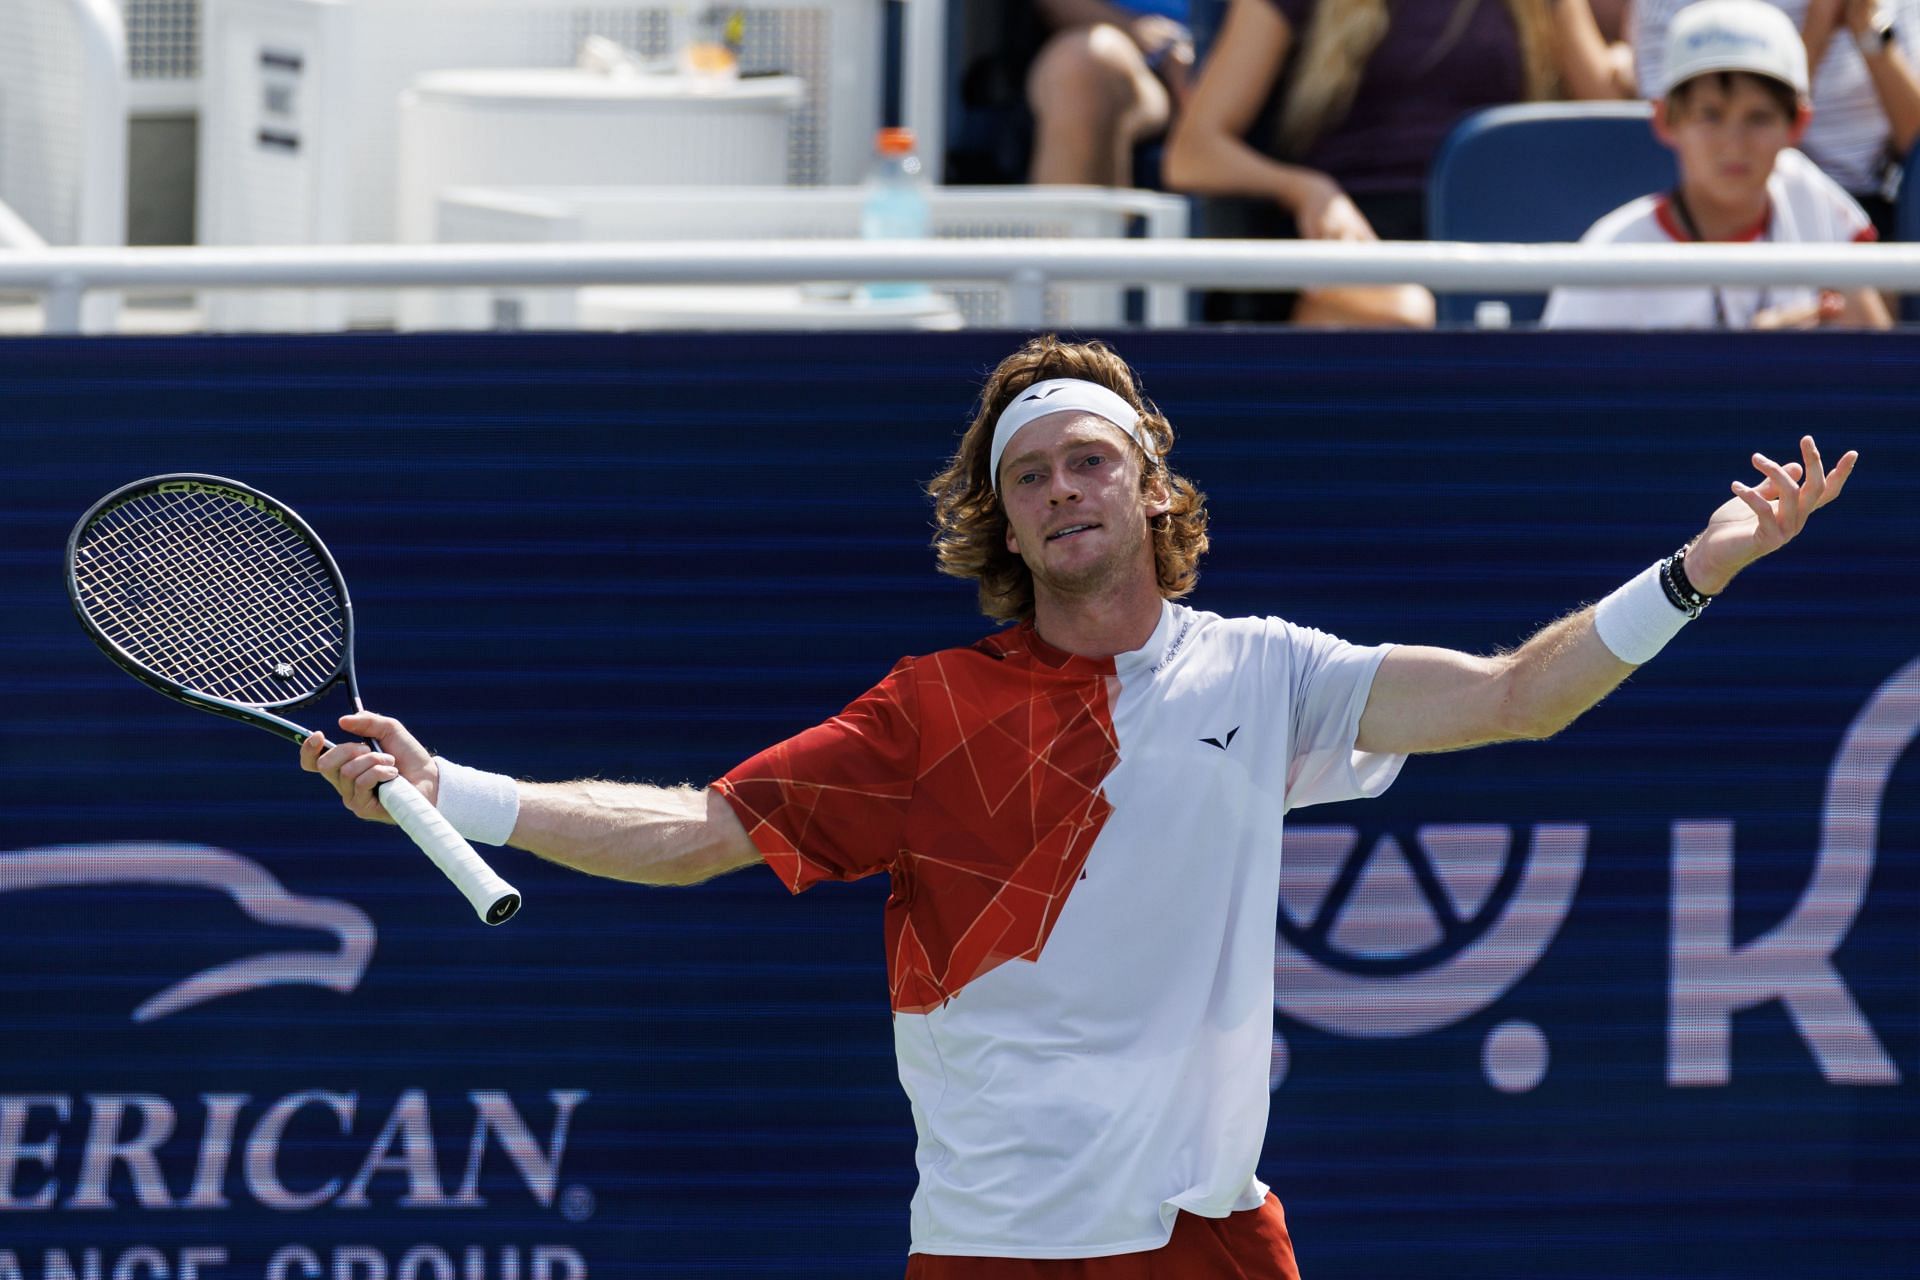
[1894,137,1920,319]
[1427,102,1677,326]
[1189,0,1228,52]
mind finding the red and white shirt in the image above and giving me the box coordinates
[1541,149,1877,331]
[715,601,1403,1258]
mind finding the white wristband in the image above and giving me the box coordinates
[430,757,521,846]
[1593,561,1694,665]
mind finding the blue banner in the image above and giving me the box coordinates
[1,331,1914,1279]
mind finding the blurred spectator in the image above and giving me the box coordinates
[1545,0,1892,328]
[1027,2,1196,186]
[1164,0,1632,328]
[1593,0,1635,35]
[1633,0,1920,237]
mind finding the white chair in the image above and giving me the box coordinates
[426,183,1189,330]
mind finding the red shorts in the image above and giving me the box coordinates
[903,1193,1301,1280]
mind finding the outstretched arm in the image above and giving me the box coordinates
[303,712,763,886]
[1357,437,1858,755]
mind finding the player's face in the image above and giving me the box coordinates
[1659,78,1807,213]
[998,412,1170,602]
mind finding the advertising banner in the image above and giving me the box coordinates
[1,331,1914,1279]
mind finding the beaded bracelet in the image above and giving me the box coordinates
[1659,544,1716,618]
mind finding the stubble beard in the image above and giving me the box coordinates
[1026,509,1154,608]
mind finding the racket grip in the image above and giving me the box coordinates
[376,776,523,925]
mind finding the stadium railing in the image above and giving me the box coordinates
[422,184,1188,331]
[7,239,1920,335]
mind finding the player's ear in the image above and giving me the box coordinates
[1652,96,1677,145]
[1143,473,1172,520]
[1005,518,1021,557]
[1788,99,1812,144]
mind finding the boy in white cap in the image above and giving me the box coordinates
[1544,0,1893,329]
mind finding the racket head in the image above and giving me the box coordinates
[66,473,356,742]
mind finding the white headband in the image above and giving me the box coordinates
[988,378,1149,494]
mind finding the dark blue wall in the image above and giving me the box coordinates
[1,331,1914,1279]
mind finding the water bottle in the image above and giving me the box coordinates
[860,127,930,303]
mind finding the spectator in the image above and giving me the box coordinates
[1544,0,1893,329]
[1027,2,1195,186]
[1634,0,1920,238]
[1594,0,1635,35]
[1164,0,1632,327]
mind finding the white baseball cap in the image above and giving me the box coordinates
[1661,0,1809,97]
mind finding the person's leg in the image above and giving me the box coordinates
[1292,285,1435,328]
[1294,191,1435,329]
[1026,24,1171,187]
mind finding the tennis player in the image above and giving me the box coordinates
[305,335,1856,1278]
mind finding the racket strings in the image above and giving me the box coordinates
[73,488,348,705]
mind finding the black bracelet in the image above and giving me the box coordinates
[1659,544,1715,617]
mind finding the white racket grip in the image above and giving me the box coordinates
[376,776,522,925]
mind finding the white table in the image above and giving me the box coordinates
[571,283,962,331]
[394,68,806,244]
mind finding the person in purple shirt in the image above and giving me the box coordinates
[1028,1,1196,186]
[1164,0,1632,326]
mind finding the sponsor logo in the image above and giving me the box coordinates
[0,845,596,1270]
[152,479,286,523]
[0,1089,588,1214]
[1272,656,1917,1093]
[0,844,372,1022]
[1148,613,1193,675]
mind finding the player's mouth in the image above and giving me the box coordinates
[1046,523,1100,542]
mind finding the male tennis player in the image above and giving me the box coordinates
[305,335,1856,1278]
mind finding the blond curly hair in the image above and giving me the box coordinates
[927,336,1209,623]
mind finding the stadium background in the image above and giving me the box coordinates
[2,328,1915,1277]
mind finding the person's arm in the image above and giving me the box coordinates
[1552,0,1636,99]
[1805,0,1845,75]
[1837,284,1896,326]
[1162,0,1372,238]
[303,711,763,886]
[1853,0,1920,153]
[1808,0,1920,151]
[1356,436,1858,755]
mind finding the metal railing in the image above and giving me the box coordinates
[8,239,1920,334]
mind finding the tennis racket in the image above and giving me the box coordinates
[65,472,522,925]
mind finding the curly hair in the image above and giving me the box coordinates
[927,335,1209,623]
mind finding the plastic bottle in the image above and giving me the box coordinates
[681,5,742,78]
[859,127,930,303]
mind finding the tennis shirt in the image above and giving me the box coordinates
[1541,148,1877,330]
[714,600,1404,1258]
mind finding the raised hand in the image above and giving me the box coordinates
[1683,436,1859,594]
